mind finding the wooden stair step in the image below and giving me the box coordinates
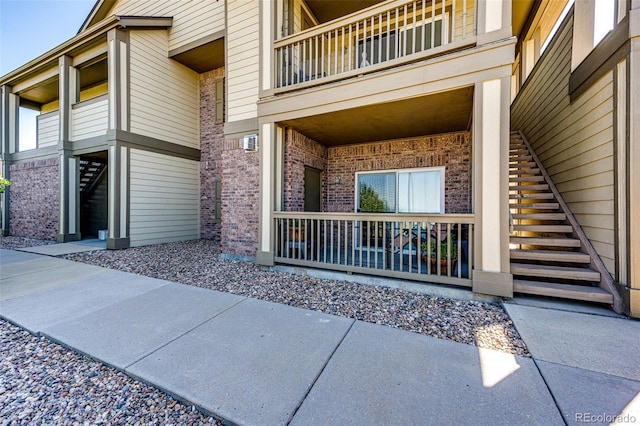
[509,162,538,168]
[511,263,600,281]
[510,193,555,200]
[513,224,573,233]
[510,168,541,175]
[509,202,559,209]
[510,176,545,183]
[510,237,581,247]
[513,279,613,304]
[509,184,549,191]
[510,249,591,263]
[512,213,567,220]
[509,156,533,162]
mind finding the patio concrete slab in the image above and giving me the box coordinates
[291,321,563,426]
[536,360,640,425]
[42,284,245,370]
[127,297,354,426]
[17,241,105,256]
[0,269,169,333]
[504,303,640,381]
[0,260,105,301]
[0,249,42,265]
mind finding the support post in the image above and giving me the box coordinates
[256,122,280,265]
[472,77,513,297]
[57,56,81,242]
[0,85,17,236]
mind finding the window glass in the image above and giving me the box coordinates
[357,173,396,213]
[398,170,441,213]
[356,168,443,214]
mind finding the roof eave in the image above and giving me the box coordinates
[1,16,173,87]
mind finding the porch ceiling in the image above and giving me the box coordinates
[170,37,225,73]
[280,86,473,146]
[305,0,385,24]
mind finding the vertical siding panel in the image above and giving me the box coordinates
[129,149,200,247]
[70,98,109,140]
[511,11,616,273]
[227,0,260,122]
[129,31,199,148]
[37,112,59,147]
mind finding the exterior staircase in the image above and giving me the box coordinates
[79,159,107,195]
[509,131,622,311]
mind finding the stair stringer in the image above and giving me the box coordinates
[516,130,623,313]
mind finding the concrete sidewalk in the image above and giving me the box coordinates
[1,248,638,425]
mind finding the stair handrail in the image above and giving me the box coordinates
[516,131,623,313]
[81,162,107,197]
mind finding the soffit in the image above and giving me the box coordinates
[170,38,225,73]
[280,86,473,146]
[305,0,385,24]
[512,0,537,39]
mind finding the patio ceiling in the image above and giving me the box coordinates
[280,86,473,146]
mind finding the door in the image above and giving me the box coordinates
[304,167,321,212]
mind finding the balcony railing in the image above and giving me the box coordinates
[36,111,60,148]
[274,212,474,286]
[71,95,108,141]
[274,0,475,90]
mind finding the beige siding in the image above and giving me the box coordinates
[71,97,109,141]
[512,11,616,273]
[227,0,260,122]
[111,0,224,52]
[129,31,199,148]
[37,112,59,148]
[129,149,200,247]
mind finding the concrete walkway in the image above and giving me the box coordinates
[1,248,638,425]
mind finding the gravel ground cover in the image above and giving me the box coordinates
[0,319,220,425]
[61,239,529,356]
[0,236,55,250]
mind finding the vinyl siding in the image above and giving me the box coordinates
[37,112,59,148]
[511,11,616,273]
[227,0,260,122]
[129,149,200,247]
[129,31,200,148]
[111,0,224,52]
[71,97,109,141]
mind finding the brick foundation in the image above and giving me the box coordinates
[220,138,260,257]
[200,68,225,241]
[9,158,60,240]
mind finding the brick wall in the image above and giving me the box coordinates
[200,67,225,241]
[9,158,60,240]
[220,138,260,257]
[283,128,327,211]
[326,131,472,213]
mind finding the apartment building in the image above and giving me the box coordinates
[1,0,637,317]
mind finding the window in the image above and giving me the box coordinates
[356,167,445,214]
[399,15,446,55]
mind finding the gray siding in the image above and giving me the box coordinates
[37,112,59,148]
[129,149,200,247]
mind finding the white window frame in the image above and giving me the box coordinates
[355,166,446,214]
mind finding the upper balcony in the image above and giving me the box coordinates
[273,0,476,93]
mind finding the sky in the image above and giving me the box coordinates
[0,0,96,75]
[0,0,95,149]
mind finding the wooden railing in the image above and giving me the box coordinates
[36,111,59,149]
[71,95,109,141]
[274,0,475,90]
[273,212,474,286]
